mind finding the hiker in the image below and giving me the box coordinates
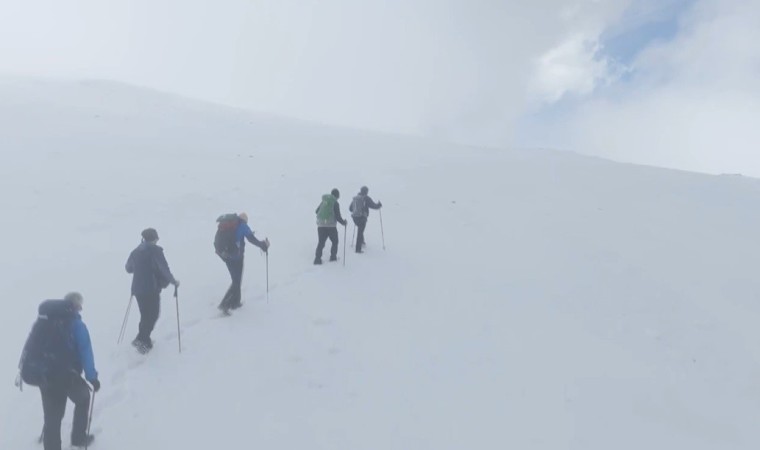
[314,188,348,264]
[214,212,269,313]
[18,293,100,450]
[349,186,382,253]
[125,228,179,353]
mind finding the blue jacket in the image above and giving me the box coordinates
[21,300,98,385]
[226,222,266,260]
[126,241,176,296]
[71,314,98,382]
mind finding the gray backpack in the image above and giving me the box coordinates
[350,195,367,218]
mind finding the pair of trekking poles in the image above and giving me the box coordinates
[117,286,182,353]
[348,209,386,264]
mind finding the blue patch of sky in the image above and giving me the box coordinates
[597,0,696,67]
[515,0,699,149]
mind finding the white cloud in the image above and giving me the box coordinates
[530,34,614,104]
[0,0,631,146]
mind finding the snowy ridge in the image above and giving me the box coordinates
[1,79,759,449]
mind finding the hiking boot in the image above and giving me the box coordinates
[314,258,323,265]
[355,249,363,254]
[329,255,338,262]
[132,339,150,354]
[230,302,243,310]
[72,434,95,447]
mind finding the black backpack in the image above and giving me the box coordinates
[19,300,77,387]
[214,214,241,258]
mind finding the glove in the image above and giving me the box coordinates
[341,220,348,227]
[377,201,383,208]
[91,379,101,392]
[173,279,180,288]
[261,238,270,253]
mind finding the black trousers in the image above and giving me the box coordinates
[220,257,244,308]
[315,227,339,260]
[135,291,161,345]
[352,216,367,252]
[41,375,90,450]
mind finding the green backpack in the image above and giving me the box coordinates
[316,194,337,225]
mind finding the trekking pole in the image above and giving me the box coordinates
[174,286,181,354]
[379,209,386,250]
[343,224,347,266]
[266,250,269,304]
[85,389,95,450]
[117,295,134,344]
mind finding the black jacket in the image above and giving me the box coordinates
[125,242,176,296]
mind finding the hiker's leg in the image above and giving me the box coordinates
[229,258,244,306]
[68,376,91,445]
[328,227,339,259]
[315,227,328,261]
[41,382,67,450]
[355,217,367,252]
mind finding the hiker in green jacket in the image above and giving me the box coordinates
[314,188,348,264]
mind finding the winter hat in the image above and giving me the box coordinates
[141,228,159,242]
[238,212,249,223]
[360,186,369,195]
[64,292,84,309]
[331,188,340,199]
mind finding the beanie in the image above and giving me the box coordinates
[141,228,159,242]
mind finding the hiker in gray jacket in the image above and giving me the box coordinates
[349,186,382,253]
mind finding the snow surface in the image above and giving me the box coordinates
[1,77,760,449]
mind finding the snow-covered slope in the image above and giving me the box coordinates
[1,78,760,449]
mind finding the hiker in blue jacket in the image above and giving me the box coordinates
[217,212,269,313]
[21,293,100,450]
[125,228,179,353]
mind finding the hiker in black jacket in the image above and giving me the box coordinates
[349,186,382,253]
[125,228,178,353]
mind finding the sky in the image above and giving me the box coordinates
[0,0,758,176]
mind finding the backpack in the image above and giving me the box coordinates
[316,194,337,225]
[19,300,77,388]
[214,213,241,257]
[350,194,367,218]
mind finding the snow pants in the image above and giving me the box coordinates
[220,257,244,309]
[315,226,339,261]
[40,375,90,450]
[135,291,161,345]
[352,216,367,252]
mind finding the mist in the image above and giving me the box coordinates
[2,0,758,176]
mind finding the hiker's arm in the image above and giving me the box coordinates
[125,250,135,274]
[366,196,381,209]
[334,202,347,226]
[73,320,98,382]
[243,223,267,250]
[154,249,177,287]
